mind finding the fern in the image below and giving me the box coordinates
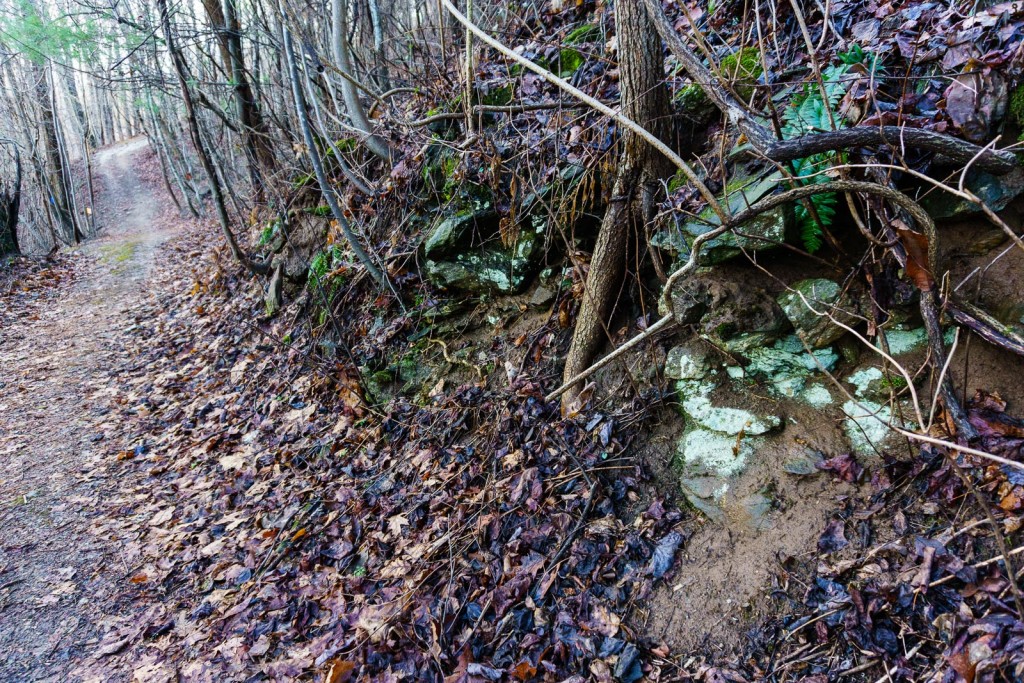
[781,63,854,253]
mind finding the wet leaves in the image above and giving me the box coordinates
[69,228,687,681]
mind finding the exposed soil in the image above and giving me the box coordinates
[0,137,181,681]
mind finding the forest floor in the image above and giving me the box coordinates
[2,138,1024,683]
[0,137,178,681]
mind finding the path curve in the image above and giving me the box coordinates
[0,137,180,681]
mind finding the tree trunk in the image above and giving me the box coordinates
[202,0,275,198]
[157,0,268,275]
[332,0,391,161]
[0,139,21,256]
[33,63,76,244]
[560,0,671,410]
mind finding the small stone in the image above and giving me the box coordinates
[737,492,774,531]
[800,383,834,408]
[842,399,902,456]
[777,279,859,349]
[679,476,729,522]
[783,449,825,476]
[677,428,754,478]
[529,284,556,308]
[844,365,911,402]
[665,344,711,380]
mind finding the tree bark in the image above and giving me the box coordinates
[202,0,275,197]
[560,0,672,410]
[158,0,268,276]
[332,0,391,161]
[33,63,76,244]
[0,139,21,256]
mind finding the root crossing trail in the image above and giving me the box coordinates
[0,138,181,681]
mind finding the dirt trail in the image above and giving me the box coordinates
[0,137,178,681]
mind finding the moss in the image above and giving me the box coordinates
[1010,83,1024,125]
[99,241,138,264]
[291,172,315,189]
[481,84,513,107]
[558,48,585,77]
[1010,84,1024,142]
[565,24,600,45]
[719,46,762,100]
[306,205,331,217]
[880,375,908,390]
[674,82,711,115]
[667,169,688,193]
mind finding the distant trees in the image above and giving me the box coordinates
[0,0,142,251]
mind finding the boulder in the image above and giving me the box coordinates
[422,209,543,294]
[777,278,859,349]
[652,167,793,265]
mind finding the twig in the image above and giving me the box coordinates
[944,456,1024,616]
[439,0,726,220]
[929,543,1024,587]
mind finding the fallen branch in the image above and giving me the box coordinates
[768,126,1018,174]
[947,298,1024,358]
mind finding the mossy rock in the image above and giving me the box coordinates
[673,47,762,120]
[652,166,793,264]
[719,46,762,101]
[422,207,544,294]
[777,278,860,349]
[919,168,1024,219]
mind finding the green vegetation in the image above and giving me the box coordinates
[258,220,280,246]
[565,24,600,44]
[308,245,349,325]
[719,47,762,100]
[780,48,870,252]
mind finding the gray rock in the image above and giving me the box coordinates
[665,344,711,380]
[677,380,781,436]
[676,427,755,478]
[783,448,825,476]
[529,284,556,308]
[264,262,283,316]
[743,334,840,398]
[652,168,792,264]
[842,399,902,456]
[679,476,728,522]
[701,279,791,353]
[422,210,543,294]
[921,168,1024,220]
[738,492,774,531]
[778,278,859,349]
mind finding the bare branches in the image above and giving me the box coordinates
[157,0,268,276]
[281,6,390,291]
[767,126,1018,175]
[438,0,727,222]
